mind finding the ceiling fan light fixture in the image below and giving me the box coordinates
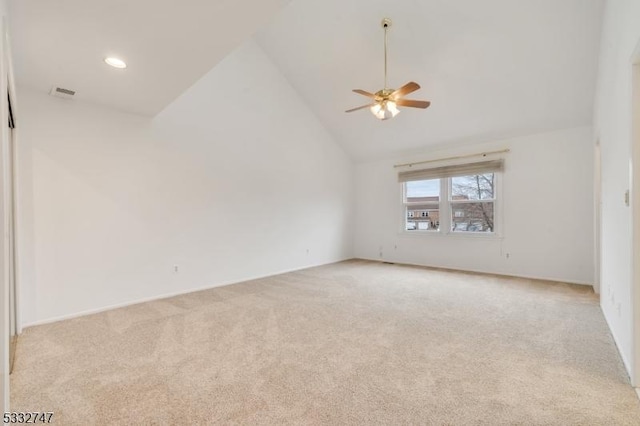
[371,100,400,120]
[346,18,430,119]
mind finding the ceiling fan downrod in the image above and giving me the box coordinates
[382,18,392,90]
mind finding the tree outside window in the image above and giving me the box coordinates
[450,173,495,232]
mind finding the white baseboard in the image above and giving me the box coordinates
[355,257,594,286]
[22,257,597,330]
[600,302,633,382]
[22,257,353,329]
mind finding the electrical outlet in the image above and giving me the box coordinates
[306,248,310,255]
[173,265,179,273]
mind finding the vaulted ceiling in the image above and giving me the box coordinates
[9,0,292,116]
[10,0,604,161]
[255,0,604,160]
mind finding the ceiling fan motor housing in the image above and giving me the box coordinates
[375,88,396,100]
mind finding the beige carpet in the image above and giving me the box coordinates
[10,260,640,425]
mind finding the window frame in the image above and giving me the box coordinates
[400,172,502,238]
[402,180,441,233]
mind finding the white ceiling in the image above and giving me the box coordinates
[10,0,604,160]
[256,0,604,161]
[9,0,291,116]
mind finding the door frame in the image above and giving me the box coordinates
[594,139,601,295]
[7,87,17,375]
[0,10,16,412]
[631,40,640,389]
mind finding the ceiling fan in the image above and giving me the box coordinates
[346,18,431,120]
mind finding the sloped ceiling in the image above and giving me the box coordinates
[9,0,292,116]
[10,0,604,160]
[256,0,604,161]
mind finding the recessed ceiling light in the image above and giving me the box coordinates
[104,57,127,69]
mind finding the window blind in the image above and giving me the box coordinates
[397,159,504,183]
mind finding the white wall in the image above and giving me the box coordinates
[16,40,354,326]
[593,0,640,382]
[354,126,594,285]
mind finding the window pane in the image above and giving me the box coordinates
[450,202,494,232]
[451,174,494,200]
[406,204,439,231]
[406,179,440,202]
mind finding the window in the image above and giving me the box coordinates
[450,173,495,233]
[403,179,440,231]
[398,160,502,235]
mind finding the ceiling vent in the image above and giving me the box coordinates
[49,86,76,99]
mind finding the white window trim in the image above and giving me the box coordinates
[399,173,503,238]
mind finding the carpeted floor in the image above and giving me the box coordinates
[10,260,640,425]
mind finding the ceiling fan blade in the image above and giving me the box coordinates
[345,103,376,113]
[352,89,377,99]
[391,82,421,99]
[396,99,431,109]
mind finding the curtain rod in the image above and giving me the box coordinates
[393,149,510,168]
